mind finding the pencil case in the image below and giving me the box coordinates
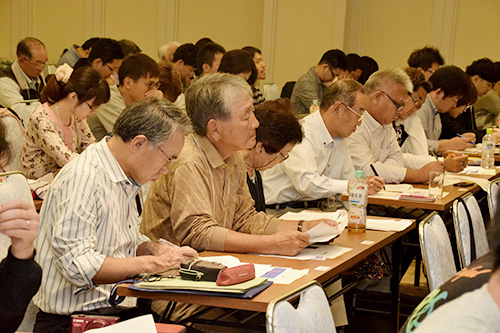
[216,263,255,286]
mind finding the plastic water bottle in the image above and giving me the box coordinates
[309,99,319,113]
[481,128,495,169]
[348,170,368,232]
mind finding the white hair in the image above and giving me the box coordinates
[158,41,180,62]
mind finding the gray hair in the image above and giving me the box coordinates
[320,79,366,110]
[364,68,413,94]
[185,73,252,135]
[113,97,191,147]
[158,41,180,60]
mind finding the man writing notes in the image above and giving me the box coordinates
[33,99,197,333]
[263,79,384,211]
[346,69,444,184]
[141,73,337,256]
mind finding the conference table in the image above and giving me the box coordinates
[341,166,500,212]
[116,219,415,332]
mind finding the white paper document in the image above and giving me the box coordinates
[366,218,413,232]
[305,222,343,243]
[91,314,156,332]
[443,174,489,191]
[384,184,413,192]
[458,166,496,176]
[260,244,352,260]
[280,210,348,243]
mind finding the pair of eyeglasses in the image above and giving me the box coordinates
[341,102,365,121]
[86,102,94,110]
[279,151,289,162]
[379,91,405,112]
[408,92,422,108]
[23,57,47,69]
[105,64,118,72]
[157,145,176,163]
[147,81,161,91]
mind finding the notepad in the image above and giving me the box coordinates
[366,219,413,232]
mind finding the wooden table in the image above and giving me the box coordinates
[341,167,500,211]
[117,221,415,332]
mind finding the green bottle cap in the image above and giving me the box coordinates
[355,170,364,178]
[487,128,493,134]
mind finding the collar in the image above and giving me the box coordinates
[11,60,38,91]
[95,137,131,184]
[426,94,438,115]
[363,111,385,134]
[192,134,240,169]
[308,110,336,146]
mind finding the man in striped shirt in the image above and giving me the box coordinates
[33,98,197,333]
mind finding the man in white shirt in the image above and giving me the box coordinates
[346,69,444,184]
[0,37,48,125]
[33,98,197,333]
[263,79,384,210]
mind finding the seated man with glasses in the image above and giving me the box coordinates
[88,53,164,140]
[291,49,347,117]
[0,37,48,125]
[393,68,467,173]
[346,69,445,184]
[33,98,198,333]
[263,79,385,213]
[416,65,477,154]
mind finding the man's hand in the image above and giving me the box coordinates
[0,200,39,260]
[442,137,475,151]
[268,230,310,256]
[302,219,338,232]
[366,176,385,194]
[417,161,445,183]
[444,154,468,173]
[145,89,165,99]
[156,246,198,271]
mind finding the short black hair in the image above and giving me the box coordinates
[428,65,470,98]
[118,39,142,57]
[195,37,213,49]
[319,49,347,70]
[88,38,124,65]
[197,42,226,70]
[242,46,261,58]
[81,37,100,51]
[118,53,160,85]
[408,46,444,71]
[466,58,500,84]
[346,53,363,72]
[173,43,198,68]
[358,56,378,85]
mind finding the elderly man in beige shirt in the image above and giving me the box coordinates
[141,73,336,256]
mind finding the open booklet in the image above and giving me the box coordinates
[279,210,347,243]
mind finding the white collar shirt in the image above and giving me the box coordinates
[262,110,354,204]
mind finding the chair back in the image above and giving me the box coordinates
[280,81,296,99]
[419,212,457,290]
[487,177,500,223]
[266,281,335,333]
[452,194,489,268]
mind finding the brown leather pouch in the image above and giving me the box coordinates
[180,260,226,281]
[216,263,255,286]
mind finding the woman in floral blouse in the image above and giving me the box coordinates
[21,64,110,179]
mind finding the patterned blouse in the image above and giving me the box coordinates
[21,103,95,179]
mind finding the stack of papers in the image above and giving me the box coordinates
[458,166,496,176]
[259,244,352,260]
[135,276,268,293]
[366,218,413,232]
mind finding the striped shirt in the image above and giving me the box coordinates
[33,138,149,315]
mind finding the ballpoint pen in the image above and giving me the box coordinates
[456,133,475,146]
[369,164,386,191]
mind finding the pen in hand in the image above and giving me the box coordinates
[369,164,386,191]
[456,133,475,146]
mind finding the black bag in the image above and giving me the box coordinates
[180,260,226,281]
